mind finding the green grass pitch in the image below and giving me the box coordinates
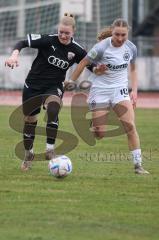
[0,106,159,240]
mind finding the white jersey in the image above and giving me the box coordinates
[86,37,137,89]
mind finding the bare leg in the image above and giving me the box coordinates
[91,109,109,139]
[113,100,149,174]
[113,100,140,150]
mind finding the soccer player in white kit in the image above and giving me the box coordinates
[69,18,149,174]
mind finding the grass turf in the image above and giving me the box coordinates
[0,106,159,240]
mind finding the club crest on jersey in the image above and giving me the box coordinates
[123,52,130,61]
[68,52,75,60]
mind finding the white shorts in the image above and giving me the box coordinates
[88,86,130,110]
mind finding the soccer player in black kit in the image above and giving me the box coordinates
[5,13,105,171]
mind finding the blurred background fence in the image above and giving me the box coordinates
[0,0,159,91]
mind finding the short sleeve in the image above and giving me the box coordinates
[75,48,87,63]
[86,41,105,63]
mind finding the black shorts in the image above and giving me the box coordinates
[22,84,64,116]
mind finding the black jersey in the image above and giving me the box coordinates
[25,34,87,88]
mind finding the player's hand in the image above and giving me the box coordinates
[130,90,137,109]
[93,64,108,75]
[64,80,76,91]
[5,56,19,69]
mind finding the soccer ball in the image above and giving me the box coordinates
[48,155,72,178]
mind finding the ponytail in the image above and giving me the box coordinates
[60,13,76,31]
[97,27,112,41]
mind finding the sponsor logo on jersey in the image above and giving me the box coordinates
[68,52,75,60]
[31,34,41,40]
[88,49,98,60]
[107,63,128,71]
[48,55,69,69]
[106,56,113,59]
[123,52,130,61]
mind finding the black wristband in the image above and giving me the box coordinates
[86,63,97,73]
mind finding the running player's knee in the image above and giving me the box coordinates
[122,120,136,135]
[95,132,105,139]
[94,127,105,139]
[44,95,62,109]
[47,101,61,123]
[24,115,37,123]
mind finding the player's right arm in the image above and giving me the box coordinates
[5,34,50,69]
[70,41,107,81]
[5,40,28,69]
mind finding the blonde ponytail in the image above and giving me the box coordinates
[60,13,76,31]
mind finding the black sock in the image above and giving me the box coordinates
[23,121,37,150]
[46,101,60,145]
[46,121,58,144]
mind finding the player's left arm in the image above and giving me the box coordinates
[129,62,138,108]
[129,44,138,108]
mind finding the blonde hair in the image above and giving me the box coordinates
[60,13,76,31]
[97,27,112,41]
[111,18,130,29]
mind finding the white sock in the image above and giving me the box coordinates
[46,143,55,150]
[131,149,142,166]
[25,148,33,155]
